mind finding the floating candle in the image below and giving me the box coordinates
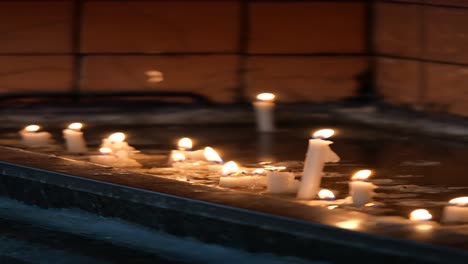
[297,129,340,200]
[19,125,52,146]
[253,93,275,133]
[442,197,468,224]
[63,122,88,153]
[349,169,376,207]
[410,209,432,221]
[219,161,266,188]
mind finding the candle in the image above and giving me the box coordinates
[297,129,340,199]
[19,125,52,146]
[349,169,376,207]
[442,197,468,224]
[253,93,275,133]
[63,122,88,153]
[204,147,224,172]
[171,137,205,161]
[219,161,266,188]
[89,147,118,166]
[409,209,432,221]
[101,132,136,154]
[318,189,335,200]
[266,169,299,194]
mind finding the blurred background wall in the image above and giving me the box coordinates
[0,0,466,117]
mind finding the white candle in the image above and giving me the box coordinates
[89,147,118,166]
[297,129,340,199]
[219,161,267,188]
[253,93,275,133]
[442,197,468,224]
[63,122,88,153]
[349,169,376,207]
[172,137,205,161]
[101,132,136,154]
[19,125,52,146]
[266,170,299,194]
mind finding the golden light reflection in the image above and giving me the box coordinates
[108,132,126,143]
[171,152,186,162]
[204,147,222,163]
[222,161,239,176]
[99,147,112,155]
[318,189,335,200]
[256,93,275,102]
[24,125,40,132]
[351,169,372,181]
[312,129,334,139]
[327,205,338,210]
[252,168,265,175]
[68,122,83,131]
[336,220,360,230]
[410,209,432,221]
[178,137,193,151]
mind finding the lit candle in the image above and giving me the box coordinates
[204,147,224,172]
[442,197,468,224]
[409,209,433,221]
[219,161,266,188]
[318,189,336,200]
[63,122,88,153]
[266,168,299,194]
[349,169,377,207]
[19,125,52,146]
[101,132,136,154]
[297,129,340,200]
[253,93,275,133]
[89,147,118,166]
[171,137,204,162]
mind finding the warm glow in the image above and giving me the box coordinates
[410,209,432,221]
[252,168,265,175]
[99,147,112,155]
[171,152,186,162]
[336,220,360,230]
[312,129,334,139]
[204,147,222,163]
[327,205,338,210]
[448,197,468,206]
[108,132,126,143]
[178,137,193,151]
[318,189,335,200]
[351,169,372,181]
[256,93,275,102]
[222,161,239,176]
[68,122,83,131]
[264,166,286,171]
[24,125,40,132]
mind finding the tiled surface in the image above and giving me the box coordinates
[0,1,73,53]
[81,1,240,53]
[81,55,240,103]
[0,56,73,93]
[426,6,468,64]
[374,3,422,57]
[248,2,365,54]
[376,58,421,106]
[426,63,468,116]
[246,57,368,102]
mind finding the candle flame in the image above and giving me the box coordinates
[204,147,222,163]
[318,189,335,200]
[448,197,468,206]
[68,122,83,130]
[108,132,126,143]
[222,161,239,176]
[256,93,275,102]
[351,169,372,181]
[171,152,186,162]
[178,137,192,151]
[25,125,40,132]
[99,147,112,155]
[312,129,334,139]
[410,209,432,221]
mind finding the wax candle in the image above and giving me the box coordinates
[219,161,266,188]
[101,132,136,154]
[204,147,224,172]
[297,129,340,199]
[442,197,468,224]
[63,122,88,153]
[171,137,205,161]
[19,125,52,146]
[266,170,299,194]
[89,147,118,166]
[409,209,432,221]
[349,169,376,207]
[253,93,275,133]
